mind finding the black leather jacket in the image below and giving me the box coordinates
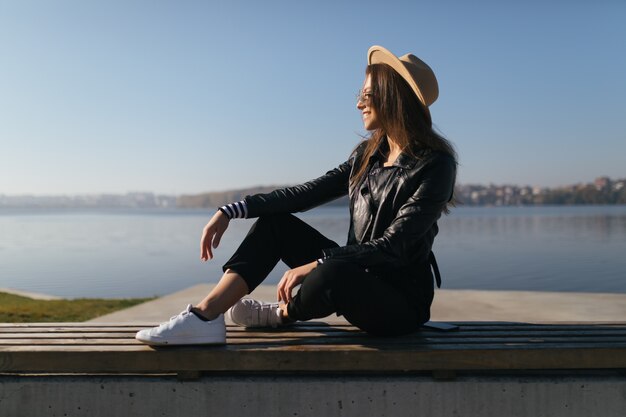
[244,140,456,288]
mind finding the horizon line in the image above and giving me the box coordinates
[1,175,625,198]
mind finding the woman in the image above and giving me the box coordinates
[136,45,457,345]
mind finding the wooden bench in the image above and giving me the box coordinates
[2,321,626,379]
[3,322,626,416]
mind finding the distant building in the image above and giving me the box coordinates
[595,176,611,191]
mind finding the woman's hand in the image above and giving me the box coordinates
[277,261,318,303]
[200,210,230,261]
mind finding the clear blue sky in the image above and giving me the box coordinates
[1,0,625,195]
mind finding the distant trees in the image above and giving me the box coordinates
[177,177,626,208]
[2,177,623,209]
[176,186,349,209]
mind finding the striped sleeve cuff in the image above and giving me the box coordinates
[219,200,248,219]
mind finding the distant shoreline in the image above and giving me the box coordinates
[2,175,625,208]
[1,204,625,213]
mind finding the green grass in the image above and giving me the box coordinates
[0,292,156,322]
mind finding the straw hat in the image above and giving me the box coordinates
[367,45,438,123]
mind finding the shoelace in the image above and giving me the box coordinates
[156,306,191,328]
[249,301,279,327]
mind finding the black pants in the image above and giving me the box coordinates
[223,214,428,336]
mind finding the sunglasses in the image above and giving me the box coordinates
[356,90,374,104]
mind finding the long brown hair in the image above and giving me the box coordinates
[351,63,458,211]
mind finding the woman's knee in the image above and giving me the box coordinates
[247,214,298,240]
[256,213,297,227]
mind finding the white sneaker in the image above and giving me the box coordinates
[135,304,226,345]
[227,299,284,328]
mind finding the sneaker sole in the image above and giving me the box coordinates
[135,335,226,346]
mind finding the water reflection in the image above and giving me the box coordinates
[440,212,626,240]
[435,206,626,293]
[1,206,625,297]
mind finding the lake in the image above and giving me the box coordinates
[1,205,625,298]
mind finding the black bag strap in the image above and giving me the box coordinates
[429,251,442,288]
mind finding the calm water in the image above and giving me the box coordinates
[1,205,625,298]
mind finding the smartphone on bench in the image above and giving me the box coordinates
[422,321,459,331]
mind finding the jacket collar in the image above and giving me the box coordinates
[369,137,420,170]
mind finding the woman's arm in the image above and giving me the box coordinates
[215,161,351,220]
[243,160,352,218]
[220,142,367,219]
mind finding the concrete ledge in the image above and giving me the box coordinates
[0,287,62,300]
[1,373,625,417]
[86,284,626,324]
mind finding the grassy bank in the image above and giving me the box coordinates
[0,292,155,322]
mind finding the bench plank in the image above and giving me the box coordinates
[3,334,626,345]
[0,337,626,346]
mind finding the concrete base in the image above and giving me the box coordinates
[1,374,625,417]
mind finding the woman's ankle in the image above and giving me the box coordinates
[191,306,219,321]
[279,305,296,324]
